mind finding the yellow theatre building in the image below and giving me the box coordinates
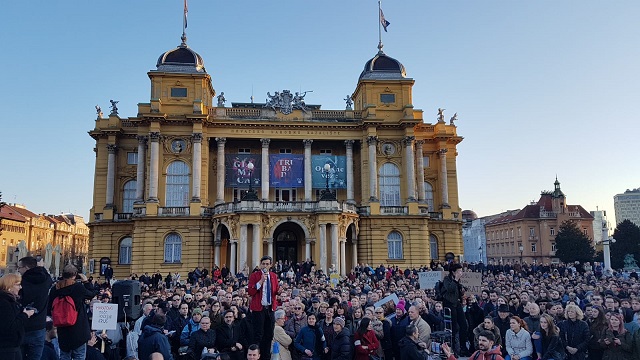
[88,31,464,278]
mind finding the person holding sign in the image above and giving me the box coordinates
[441,263,468,356]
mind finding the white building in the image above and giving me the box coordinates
[589,210,608,245]
[614,188,640,226]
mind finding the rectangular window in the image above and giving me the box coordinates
[320,149,332,154]
[550,227,555,236]
[529,228,535,237]
[423,156,430,168]
[551,242,557,252]
[275,189,296,202]
[127,152,138,165]
[233,188,259,202]
[380,94,395,103]
[238,148,251,154]
[170,87,188,97]
[518,227,522,237]
[280,148,292,154]
[583,228,588,235]
[531,243,537,252]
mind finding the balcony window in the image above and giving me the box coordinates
[387,231,403,259]
[165,161,190,207]
[379,163,400,206]
[122,180,137,213]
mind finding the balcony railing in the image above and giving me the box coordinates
[380,206,408,215]
[94,213,103,221]
[114,213,133,222]
[133,207,146,217]
[159,207,190,216]
[429,212,443,220]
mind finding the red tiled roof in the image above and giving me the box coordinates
[487,196,594,226]
[10,206,38,219]
[0,205,28,222]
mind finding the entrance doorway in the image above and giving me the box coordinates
[275,230,297,264]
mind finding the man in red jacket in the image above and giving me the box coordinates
[443,331,504,360]
[248,255,279,357]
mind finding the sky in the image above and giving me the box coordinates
[0,1,638,225]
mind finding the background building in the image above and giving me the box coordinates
[462,210,520,264]
[614,188,640,227]
[485,179,594,264]
[88,31,465,278]
[0,204,88,274]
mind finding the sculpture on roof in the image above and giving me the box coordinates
[109,100,119,115]
[344,95,353,110]
[265,90,298,115]
[293,91,309,112]
[217,92,226,107]
[437,108,445,123]
[95,105,103,118]
[449,112,457,125]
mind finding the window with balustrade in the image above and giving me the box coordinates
[119,237,132,264]
[164,233,182,263]
[122,180,137,213]
[165,161,190,207]
[379,163,400,206]
[387,231,403,259]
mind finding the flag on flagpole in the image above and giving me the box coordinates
[379,8,390,32]
[184,0,188,29]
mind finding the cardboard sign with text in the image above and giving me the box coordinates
[91,303,118,330]
[418,271,444,290]
[419,271,482,296]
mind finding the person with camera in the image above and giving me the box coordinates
[601,312,633,360]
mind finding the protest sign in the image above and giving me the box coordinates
[418,271,444,289]
[91,303,118,330]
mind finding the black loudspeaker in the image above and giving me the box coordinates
[111,280,141,321]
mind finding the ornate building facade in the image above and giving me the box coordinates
[88,35,464,278]
[484,179,594,264]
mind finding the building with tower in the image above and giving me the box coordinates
[87,18,464,278]
[484,178,593,264]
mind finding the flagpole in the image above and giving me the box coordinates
[181,0,188,46]
[378,0,383,52]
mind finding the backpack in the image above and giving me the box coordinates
[52,295,78,327]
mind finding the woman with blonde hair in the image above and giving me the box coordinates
[0,273,35,360]
[558,304,589,360]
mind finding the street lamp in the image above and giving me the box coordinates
[320,163,336,200]
[519,244,524,264]
[602,232,616,275]
[242,162,259,201]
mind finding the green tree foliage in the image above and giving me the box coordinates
[555,220,595,264]
[611,220,640,269]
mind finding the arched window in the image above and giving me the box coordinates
[119,237,132,264]
[424,182,434,211]
[430,235,439,260]
[379,163,400,206]
[122,180,137,213]
[166,161,190,207]
[387,231,403,259]
[164,233,182,263]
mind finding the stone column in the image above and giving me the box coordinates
[403,136,416,201]
[340,239,347,276]
[239,224,248,271]
[261,139,271,201]
[191,133,203,202]
[415,140,426,202]
[438,148,450,207]
[252,223,261,268]
[148,132,160,202]
[303,139,313,201]
[230,240,237,274]
[267,239,274,259]
[305,238,311,260]
[331,224,339,274]
[345,140,355,203]
[214,241,221,267]
[319,224,327,272]
[367,136,378,201]
[352,238,358,270]
[105,144,117,208]
[135,136,147,202]
[215,138,226,204]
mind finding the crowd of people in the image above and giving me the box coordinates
[1,255,640,360]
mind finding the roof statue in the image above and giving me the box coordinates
[437,108,445,123]
[217,92,226,107]
[344,95,353,110]
[265,90,312,115]
[109,100,119,116]
[449,112,457,125]
[95,105,103,118]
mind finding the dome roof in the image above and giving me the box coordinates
[155,43,206,74]
[359,51,406,80]
[462,210,478,221]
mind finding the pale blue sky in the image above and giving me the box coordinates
[0,1,638,225]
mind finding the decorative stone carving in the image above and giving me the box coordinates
[109,100,119,115]
[192,133,203,143]
[303,139,313,147]
[261,138,271,147]
[149,132,161,142]
[106,144,118,153]
[367,135,378,146]
[344,140,355,149]
[227,216,239,239]
[216,137,227,145]
[402,136,415,146]
[344,95,353,110]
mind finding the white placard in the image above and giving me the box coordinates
[418,271,444,290]
[374,293,399,309]
[91,303,118,330]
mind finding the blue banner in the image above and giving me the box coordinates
[312,155,347,189]
[225,154,261,188]
[269,154,304,188]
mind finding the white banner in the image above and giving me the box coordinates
[91,303,118,330]
[418,271,444,290]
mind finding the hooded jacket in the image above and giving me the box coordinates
[331,328,353,360]
[398,336,427,360]
[19,266,53,332]
[47,278,97,352]
[0,290,28,350]
[138,324,173,360]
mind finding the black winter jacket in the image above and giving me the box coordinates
[398,336,428,360]
[558,319,589,360]
[189,328,217,359]
[0,291,28,350]
[19,266,53,332]
[138,324,174,360]
[331,328,353,360]
[47,279,97,352]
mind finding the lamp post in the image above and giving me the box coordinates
[602,232,615,275]
[320,163,336,200]
[519,244,524,264]
[242,162,259,201]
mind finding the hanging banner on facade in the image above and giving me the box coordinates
[269,154,304,187]
[311,155,347,189]
[225,154,261,188]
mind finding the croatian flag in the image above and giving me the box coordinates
[380,8,390,32]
